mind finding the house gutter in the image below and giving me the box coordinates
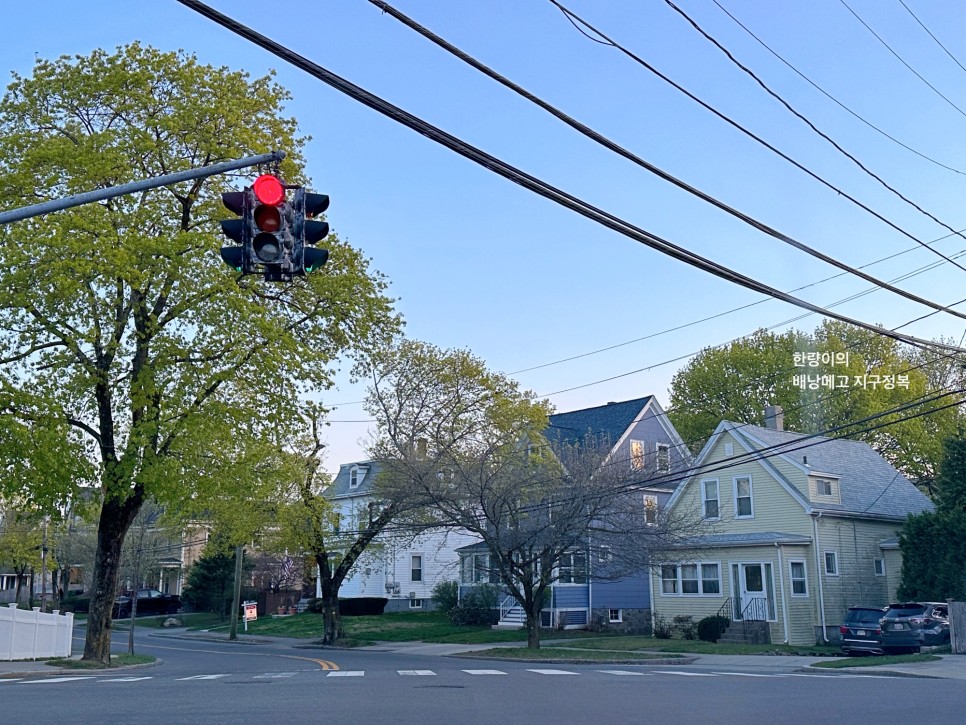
[775,543,789,644]
[811,512,828,642]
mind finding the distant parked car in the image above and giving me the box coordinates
[839,606,886,655]
[113,588,181,619]
[879,602,949,654]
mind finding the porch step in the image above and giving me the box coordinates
[493,606,526,630]
[718,620,770,645]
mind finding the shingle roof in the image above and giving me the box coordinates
[327,460,382,498]
[686,531,813,548]
[731,423,934,519]
[542,396,653,449]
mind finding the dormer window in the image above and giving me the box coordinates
[808,474,840,503]
[349,465,363,488]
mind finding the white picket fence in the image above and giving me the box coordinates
[0,603,74,661]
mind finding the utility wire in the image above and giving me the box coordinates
[840,0,966,118]
[896,0,966,75]
[711,0,966,175]
[369,0,966,324]
[548,0,966,275]
[664,0,966,260]
[175,0,966,356]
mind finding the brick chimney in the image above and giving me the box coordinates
[764,404,784,431]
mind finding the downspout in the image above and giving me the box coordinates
[811,512,828,642]
[775,543,789,644]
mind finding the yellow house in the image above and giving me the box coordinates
[652,412,933,646]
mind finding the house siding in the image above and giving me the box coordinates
[591,576,650,610]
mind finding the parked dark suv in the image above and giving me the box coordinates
[113,588,181,619]
[879,602,949,654]
[840,606,886,655]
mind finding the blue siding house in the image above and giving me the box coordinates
[458,395,691,632]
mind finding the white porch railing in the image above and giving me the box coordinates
[0,604,74,661]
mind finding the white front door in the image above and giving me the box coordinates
[739,563,767,621]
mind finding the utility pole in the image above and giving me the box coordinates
[229,544,244,641]
[40,516,49,613]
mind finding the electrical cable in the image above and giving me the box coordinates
[174,0,966,357]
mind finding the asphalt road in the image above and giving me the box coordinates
[3,634,962,724]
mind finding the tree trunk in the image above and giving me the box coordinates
[525,605,542,649]
[319,578,343,646]
[83,499,136,664]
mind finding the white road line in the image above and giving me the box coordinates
[651,671,719,677]
[98,676,154,683]
[597,670,650,676]
[176,674,231,680]
[0,679,23,683]
[526,669,579,676]
[327,671,364,677]
[462,670,508,676]
[785,673,853,679]
[253,672,298,679]
[398,670,436,676]
[711,672,787,678]
[21,677,97,684]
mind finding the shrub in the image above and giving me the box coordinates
[448,584,499,626]
[673,614,696,640]
[697,614,731,643]
[431,580,459,614]
[652,612,674,639]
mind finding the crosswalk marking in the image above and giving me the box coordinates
[597,670,650,676]
[253,672,298,679]
[0,679,23,683]
[398,670,436,676]
[462,669,507,676]
[327,671,364,677]
[526,669,578,676]
[711,672,785,678]
[21,677,96,684]
[98,676,154,682]
[176,674,231,680]
[651,671,718,677]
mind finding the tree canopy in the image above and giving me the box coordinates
[0,45,399,662]
[667,321,963,492]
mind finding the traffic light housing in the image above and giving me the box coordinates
[292,187,330,274]
[219,189,252,273]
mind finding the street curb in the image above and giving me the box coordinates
[802,665,942,679]
[0,657,160,679]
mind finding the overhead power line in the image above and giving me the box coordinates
[896,0,966,75]
[368,0,966,324]
[176,0,966,356]
[548,0,966,275]
[710,0,966,175]
[664,0,966,257]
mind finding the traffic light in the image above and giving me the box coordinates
[292,187,330,274]
[220,174,297,281]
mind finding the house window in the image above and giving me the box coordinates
[824,551,838,576]
[630,439,646,470]
[661,565,678,594]
[874,558,885,576]
[734,476,753,518]
[818,479,832,496]
[609,608,622,623]
[411,555,423,582]
[643,494,658,525]
[349,466,361,488]
[558,551,587,584]
[701,563,721,594]
[660,562,720,596]
[702,479,720,519]
[409,598,423,609]
[724,442,734,457]
[656,443,671,474]
[598,545,612,564]
[789,560,808,596]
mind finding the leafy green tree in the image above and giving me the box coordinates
[898,435,966,601]
[0,511,43,605]
[668,321,962,490]
[0,46,398,663]
[182,543,254,617]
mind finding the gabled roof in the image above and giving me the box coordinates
[668,420,934,521]
[327,460,382,499]
[542,396,654,449]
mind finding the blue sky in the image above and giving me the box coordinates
[7,1,966,472]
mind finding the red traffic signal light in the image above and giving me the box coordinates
[252,174,285,206]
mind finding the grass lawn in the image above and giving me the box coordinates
[44,654,155,669]
[544,636,840,657]
[812,653,941,669]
